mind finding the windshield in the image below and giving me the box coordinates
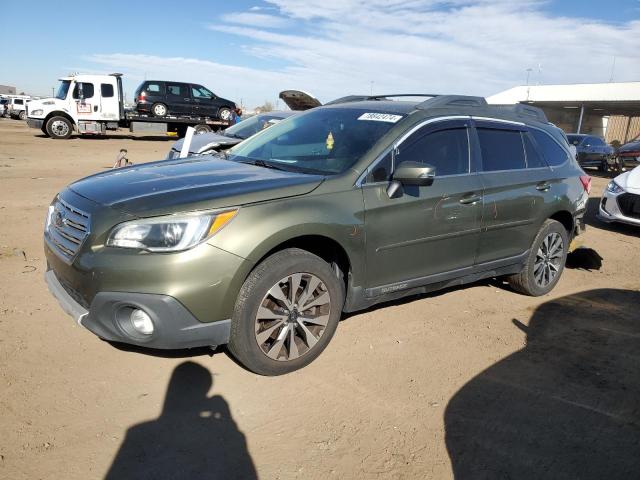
[566,135,584,146]
[55,80,71,100]
[227,108,404,174]
[225,114,288,140]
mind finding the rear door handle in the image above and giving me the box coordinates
[459,194,481,205]
[536,182,551,191]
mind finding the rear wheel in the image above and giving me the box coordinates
[46,116,72,139]
[151,103,167,117]
[507,219,568,296]
[18,110,26,121]
[228,248,345,376]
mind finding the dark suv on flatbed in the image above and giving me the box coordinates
[44,94,589,375]
[134,80,238,121]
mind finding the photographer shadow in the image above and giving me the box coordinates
[105,361,257,480]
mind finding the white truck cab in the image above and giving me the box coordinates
[27,73,123,138]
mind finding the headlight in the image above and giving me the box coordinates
[30,109,44,116]
[106,210,238,252]
[606,180,624,194]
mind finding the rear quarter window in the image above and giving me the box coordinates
[145,83,162,93]
[531,130,570,167]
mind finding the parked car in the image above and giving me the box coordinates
[43,94,588,375]
[615,138,640,171]
[566,134,615,171]
[166,111,297,159]
[598,165,640,227]
[6,97,30,120]
[134,80,239,121]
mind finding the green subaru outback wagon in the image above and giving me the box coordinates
[44,94,589,375]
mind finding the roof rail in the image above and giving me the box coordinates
[416,95,487,109]
[325,93,440,105]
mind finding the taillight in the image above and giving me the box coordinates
[579,175,591,194]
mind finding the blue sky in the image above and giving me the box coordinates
[1,0,639,108]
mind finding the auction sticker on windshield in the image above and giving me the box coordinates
[357,112,403,123]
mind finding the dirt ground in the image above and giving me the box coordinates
[1,119,639,479]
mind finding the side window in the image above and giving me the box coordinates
[366,151,393,183]
[523,132,548,168]
[530,130,569,167]
[15,99,23,105]
[145,83,161,93]
[396,128,469,176]
[72,82,95,99]
[100,84,114,98]
[166,84,184,97]
[477,128,526,171]
[191,86,210,98]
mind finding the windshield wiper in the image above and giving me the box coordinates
[241,159,290,171]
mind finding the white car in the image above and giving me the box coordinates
[598,166,640,226]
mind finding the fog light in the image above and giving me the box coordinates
[130,309,154,335]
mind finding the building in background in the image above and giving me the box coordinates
[488,82,640,145]
[0,85,17,95]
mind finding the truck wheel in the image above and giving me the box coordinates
[151,103,167,117]
[228,248,345,376]
[46,116,73,139]
[19,111,26,121]
[194,124,212,134]
[507,219,568,296]
[218,107,233,121]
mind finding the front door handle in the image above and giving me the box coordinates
[536,182,551,191]
[459,194,481,205]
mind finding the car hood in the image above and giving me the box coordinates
[615,166,640,194]
[170,132,240,156]
[69,156,324,216]
[619,141,640,153]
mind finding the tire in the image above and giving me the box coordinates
[151,103,168,117]
[507,219,569,296]
[218,107,233,121]
[228,248,345,376]
[45,116,73,140]
[18,110,26,121]
[194,124,212,134]
[598,159,607,172]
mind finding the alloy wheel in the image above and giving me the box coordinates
[51,120,69,137]
[254,273,331,361]
[534,232,564,288]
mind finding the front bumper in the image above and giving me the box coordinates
[45,270,231,349]
[597,190,640,227]
[27,118,44,129]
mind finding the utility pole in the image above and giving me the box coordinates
[370,81,374,96]
[609,56,616,83]
[525,68,533,86]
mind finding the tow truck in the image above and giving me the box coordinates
[26,73,233,139]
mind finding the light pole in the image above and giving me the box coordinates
[370,81,374,96]
[525,68,533,86]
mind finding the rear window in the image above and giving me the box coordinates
[566,135,584,146]
[531,130,569,167]
[477,128,526,171]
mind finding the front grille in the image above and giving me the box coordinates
[617,193,640,220]
[45,197,91,262]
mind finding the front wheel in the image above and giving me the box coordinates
[507,219,569,296]
[228,248,345,376]
[19,111,26,121]
[218,107,233,121]
[46,116,73,139]
[194,124,212,134]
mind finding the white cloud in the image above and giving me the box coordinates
[87,1,640,108]
[220,12,289,29]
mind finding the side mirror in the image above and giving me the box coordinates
[386,161,436,198]
[393,161,436,186]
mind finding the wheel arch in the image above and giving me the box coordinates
[43,111,76,129]
[549,210,574,236]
